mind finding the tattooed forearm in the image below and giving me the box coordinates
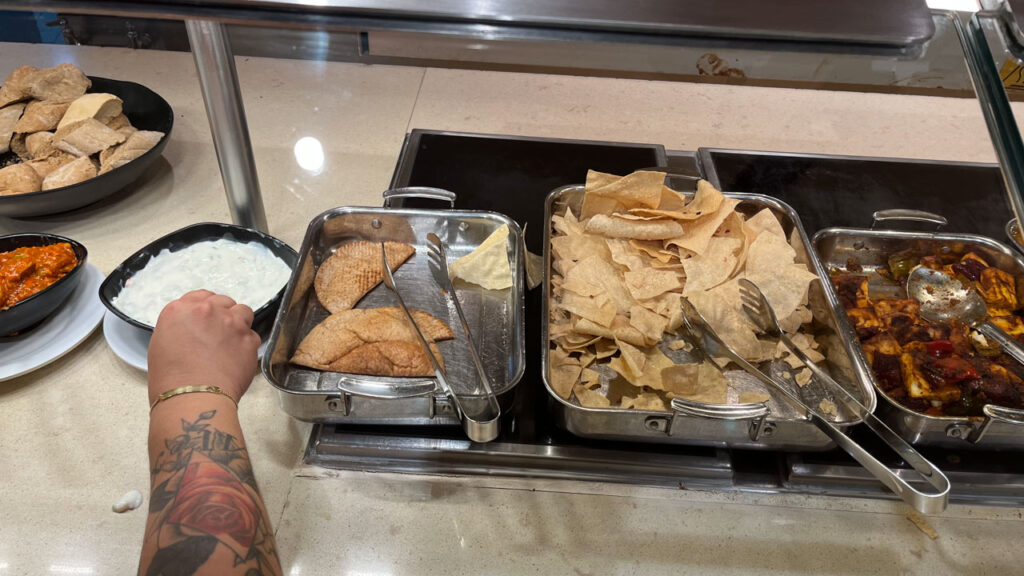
[141,410,280,576]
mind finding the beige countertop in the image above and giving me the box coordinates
[1,41,1023,575]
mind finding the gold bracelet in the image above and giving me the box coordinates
[150,385,237,413]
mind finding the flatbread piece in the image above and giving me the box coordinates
[291,307,453,376]
[314,240,415,313]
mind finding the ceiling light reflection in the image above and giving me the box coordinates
[293,136,325,175]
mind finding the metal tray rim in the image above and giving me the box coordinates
[261,204,527,399]
[812,225,1024,426]
[541,184,877,425]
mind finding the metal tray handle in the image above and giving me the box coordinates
[871,209,948,229]
[670,397,770,441]
[383,187,457,208]
[969,404,1024,442]
[335,376,437,400]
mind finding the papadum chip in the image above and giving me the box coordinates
[560,291,616,327]
[564,255,637,313]
[629,179,725,221]
[609,345,676,391]
[664,362,728,403]
[743,231,818,319]
[558,332,601,351]
[739,391,771,404]
[548,346,582,400]
[574,316,648,347]
[667,339,693,352]
[779,305,813,333]
[630,239,675,263]
[743,207,786,243]
[574,384,612,408]
[615,339,647,378]
[624,267,682,300]
[795,368,813,387]
[681,236,742,295]
[775,332,825,369]
[586,213,684,240]
[579,367,601,389]
[621,392,667,411]
[686,281,769,362]
[606,238,647,271]
[450,224,513,290]
[595,339,619,359]
[581,169,664,219]
[665,198,741,255]
[629,304,670,343]
[639,292,683,330]
[818,398,838,418]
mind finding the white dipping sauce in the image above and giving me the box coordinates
[113,238,292,327]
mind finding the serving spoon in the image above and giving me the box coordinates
[907,267,1024,365]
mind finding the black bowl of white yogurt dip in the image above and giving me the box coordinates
[99,222,297,334]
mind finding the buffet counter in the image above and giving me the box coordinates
[1,41,1024,575]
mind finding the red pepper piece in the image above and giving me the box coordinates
[925,340,955,358]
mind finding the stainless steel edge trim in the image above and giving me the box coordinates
[3,0,937,48]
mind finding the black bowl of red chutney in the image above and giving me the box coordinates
[0,233,87,337]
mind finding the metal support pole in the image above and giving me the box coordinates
[186,19,268,232]
[955,12,1024,237]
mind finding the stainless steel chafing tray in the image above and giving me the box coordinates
[541,183,876,451]
[262,190,525,426]
[815,212,1024,450]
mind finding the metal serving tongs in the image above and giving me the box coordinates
[380,243,500,443]
[681,290,950,515]
[426,233,502,429]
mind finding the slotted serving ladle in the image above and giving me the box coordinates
[907,266,1024,365]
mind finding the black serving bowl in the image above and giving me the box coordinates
[0,233,88,336]
[99,222,297,335]
[0,76,173,218]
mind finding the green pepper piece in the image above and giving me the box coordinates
[887,250,920,281]
[970,331,1003,357]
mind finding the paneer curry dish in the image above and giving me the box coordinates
[0,242,78,309]
[833,251,1024,417]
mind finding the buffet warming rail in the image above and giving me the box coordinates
[3,0,935,47]
[0,1,957,235]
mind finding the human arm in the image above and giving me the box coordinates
[138,290,282,576]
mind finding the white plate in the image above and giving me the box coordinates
[103,309,150,371]
[104,310,270,372]
[0,264,105,382]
